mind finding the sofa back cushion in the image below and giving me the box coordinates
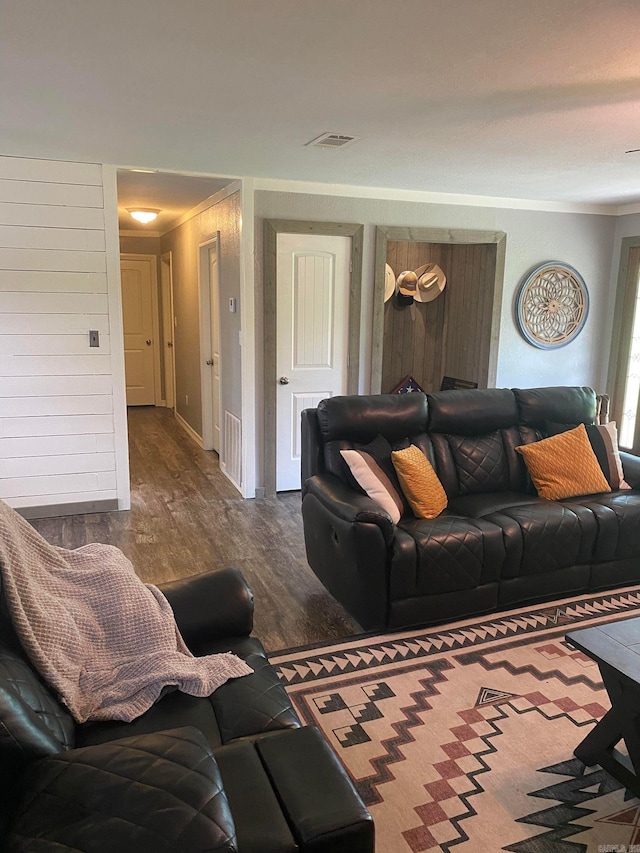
[427,389,527,496]
[513,386,596,431]
[317,393,428,443]
[0,643,75,758]
[0,639,76,838]
[0,580,75,834]
[317,394,428,483]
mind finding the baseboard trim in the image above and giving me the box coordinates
[254,487,266,499]
[174,410,203,447]
[17,499,120,520]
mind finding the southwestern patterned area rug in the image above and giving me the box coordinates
[270,586,640,853]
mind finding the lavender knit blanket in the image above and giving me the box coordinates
[0,501,252,723]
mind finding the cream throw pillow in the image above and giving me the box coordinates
[516,424,611,500]
[340,448,404,523]
[391,444,448,519]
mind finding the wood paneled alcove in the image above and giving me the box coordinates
[371,227,507,394]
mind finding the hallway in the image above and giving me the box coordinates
[31,407,361,651]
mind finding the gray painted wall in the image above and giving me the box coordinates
[255,191,616,398]
[161,192,242,437]
[119,234,161,259]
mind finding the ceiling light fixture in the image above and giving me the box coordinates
[127,208,160,224]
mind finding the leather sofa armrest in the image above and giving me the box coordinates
[159,567,254,647]
[303,473,395,547]
[256,726,374,853]
[7,727,238,853]
[620,451,640,489]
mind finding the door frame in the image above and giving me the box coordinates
[370,226,506,393]
[198,233,222,452]
[160,251,175,409]
[263,219,364,497]
[120,252,161,405]
[607,235,640,447]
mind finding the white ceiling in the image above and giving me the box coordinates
[3,0,640,210]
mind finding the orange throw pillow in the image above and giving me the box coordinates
[516,424,611,500]
[391,445,448,519]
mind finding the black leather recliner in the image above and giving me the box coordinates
[301,386,640,632]
[0,567,374,852]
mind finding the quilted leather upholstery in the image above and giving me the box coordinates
[0,566,373,853]
[0,645,75,758]
[486,503,590,578]
[302,386,640,632]
[0,643,77,838]
[573,491,640,562]
[205,645,300,741]
[447,432,510,494]
[398,514,505,594]
[7,727,238,853]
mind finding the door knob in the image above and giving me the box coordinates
[167,341,173,348]
[206,359,214,365]
[146,339,152,345]
[279,376,290,385]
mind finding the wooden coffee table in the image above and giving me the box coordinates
[566,616,640,797]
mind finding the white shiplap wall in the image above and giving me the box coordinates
[0,156,129,514]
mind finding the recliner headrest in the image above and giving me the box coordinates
[513,386,596,427]
[317,393,428,443]
[427,388,518,435]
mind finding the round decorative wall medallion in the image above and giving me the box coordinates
[515,261,589,349]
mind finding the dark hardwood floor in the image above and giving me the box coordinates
[30,407,362,652]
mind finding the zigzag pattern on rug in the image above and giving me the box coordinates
[271,587,640,853]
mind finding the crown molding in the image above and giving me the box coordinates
[616,202,640,216]
[253,177,618,216]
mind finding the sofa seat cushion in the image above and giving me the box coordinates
[568,491,640,562]
[396,514,505,596]
[448,491,543,518]
[485,501,597,579]
[7,727,238,853]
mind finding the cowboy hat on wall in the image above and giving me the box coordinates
[413,263,447,303]
[393,263,446,306]
[384,263,396,302]
[396,270,418,306]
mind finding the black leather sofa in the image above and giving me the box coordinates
[0,567,373,852]
[301,386,640,632]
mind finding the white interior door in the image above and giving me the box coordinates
[121,257,156,406]
[209,246,221,454]
[161,254,175,409]
[276,233,351,491]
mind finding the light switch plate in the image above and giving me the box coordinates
[89,330,99,347]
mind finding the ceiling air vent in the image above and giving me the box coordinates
[306,133,360,149]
